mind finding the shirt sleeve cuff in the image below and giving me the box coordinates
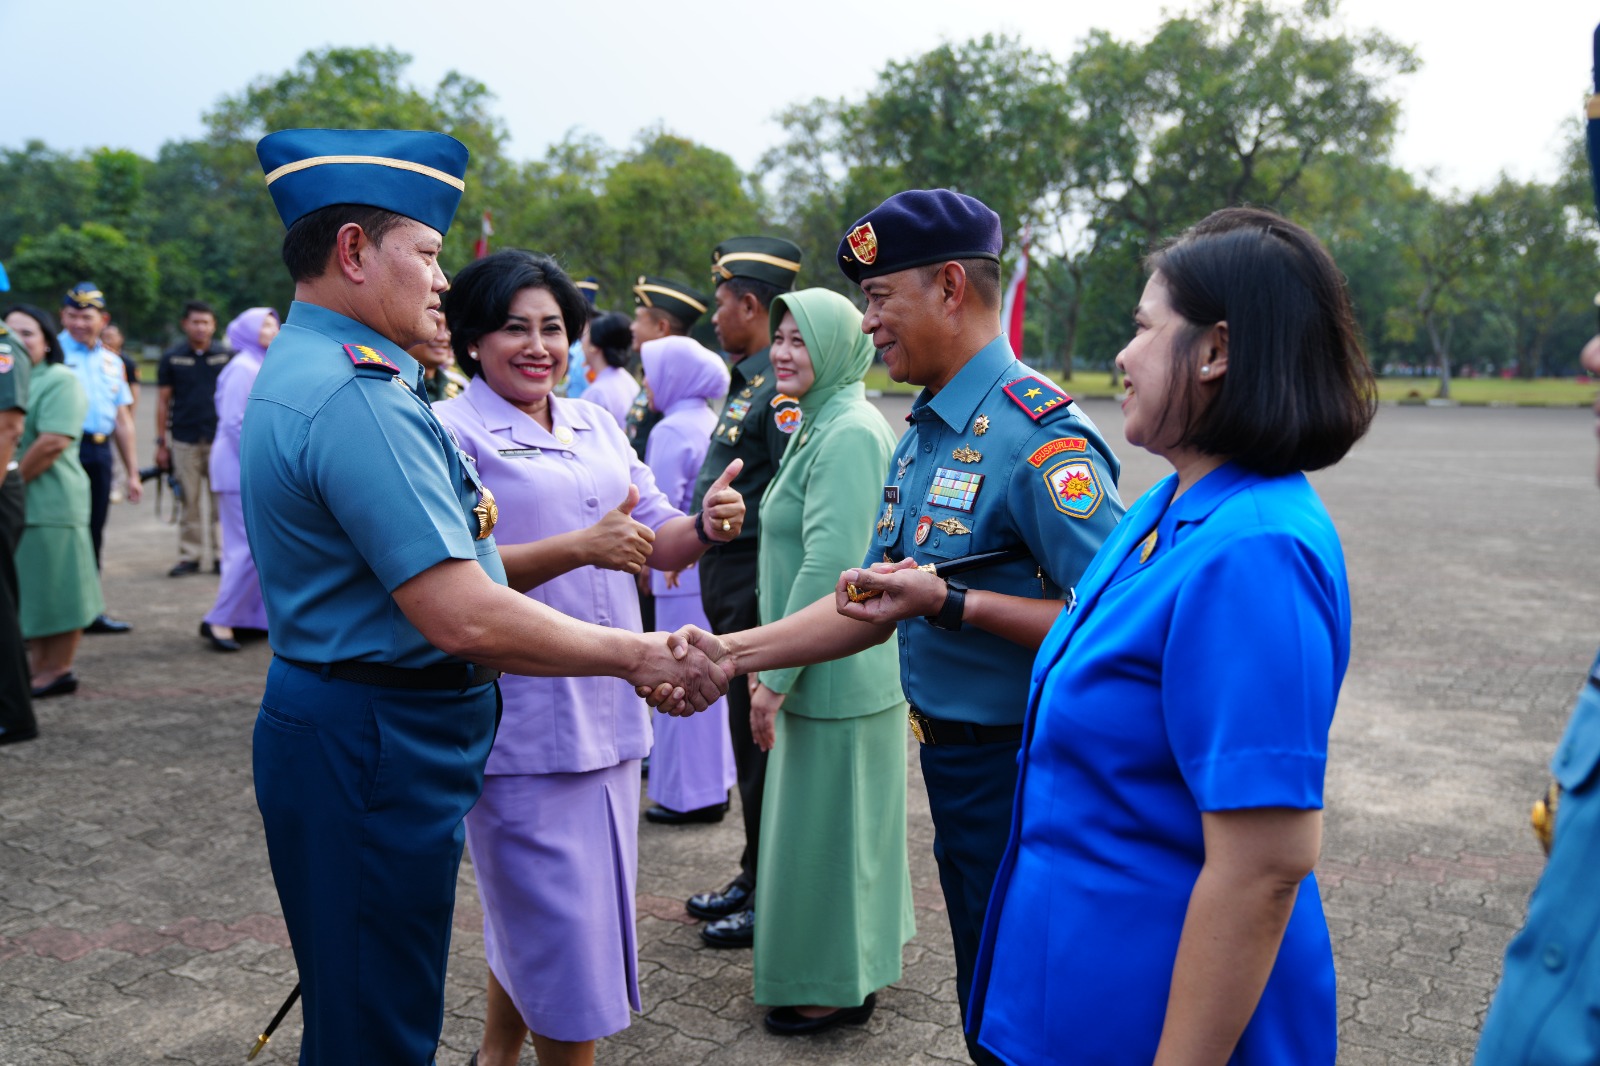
[1182,749,1326,811]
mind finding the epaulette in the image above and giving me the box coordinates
[1002,375,1071,422]
[343,343,399,375]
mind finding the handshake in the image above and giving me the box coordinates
[632,626,737,716]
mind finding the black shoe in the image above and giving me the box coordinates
[0,725,39,746]
[212,560,222,575]
[645,800,728,825]
[31,672,78,699]
[687,880,752,921]
[764,994,876,1036]
[199,621,241,652]
[169,560,200,577]
[700,907,754,949]
[85,614,131,634]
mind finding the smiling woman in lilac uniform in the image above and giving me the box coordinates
[969,208,1377,1066]
[434,250,744,1066]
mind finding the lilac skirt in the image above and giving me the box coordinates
[646,593,735,811]
[465,761,643,1042]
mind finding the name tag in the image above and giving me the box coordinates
[497,447,543,458]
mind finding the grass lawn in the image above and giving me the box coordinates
[864,365,1600,407]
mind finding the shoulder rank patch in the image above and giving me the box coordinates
[774,404,803,435]
[1043,458,1104,520]
[1027,436,1088,467]
[344,343,399,374]
[770,392,799,408]
[0,352,11,374]
[1002,375,1071,421]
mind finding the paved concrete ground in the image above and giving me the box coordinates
[3,393,1597,1064]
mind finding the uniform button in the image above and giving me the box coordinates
[1543,944,1565,971]
[923,443,932,453]
[586,497,599,507]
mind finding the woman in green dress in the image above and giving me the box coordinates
[4,305,100,698]
[749,286,914,1034]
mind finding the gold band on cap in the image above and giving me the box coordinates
[713,251,803,279]
[633,283,707,314]
[263,154,467,192]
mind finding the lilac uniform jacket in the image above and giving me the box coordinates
[433,377,683,776]
[208,348,263,492]
[580,365,636,432]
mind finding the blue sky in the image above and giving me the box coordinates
[1,0,1593,194]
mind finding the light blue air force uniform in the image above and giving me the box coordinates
[242,300,504,1066]
[862,333,1124,1042]
[1476,651,1600,1066]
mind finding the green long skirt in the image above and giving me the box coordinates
[752,702,915,1006]
[18,524,102,638]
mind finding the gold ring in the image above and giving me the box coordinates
[721,519,731,532]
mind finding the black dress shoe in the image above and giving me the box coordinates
[168,560,200,577]
[0,725,40,746]
[199,621,241,652]
[85,614,131,634]
[764,993,876,1036]
[700,906,754,949]
[687,880,752,921]
[212,560,222,575]
[31,672,78,699]
[644,800,728,825]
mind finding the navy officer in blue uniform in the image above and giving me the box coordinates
[674,189,1123,1055]
[243,129,732,1065]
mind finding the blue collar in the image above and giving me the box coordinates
[283,300,423,383]
[916,334,1013,432]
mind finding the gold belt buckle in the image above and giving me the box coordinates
[908,708,931,745]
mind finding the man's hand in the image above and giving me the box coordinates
[125,476,143,504]
[637,625,735,705]
[155,443,171,473]
[587,484,655,574]
[700,458,745,542]
[750,682,784,752]
[631,629,730,716]
[834,558,944,624]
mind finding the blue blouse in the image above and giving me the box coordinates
[971,462,1349,1065]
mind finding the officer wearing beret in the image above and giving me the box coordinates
[244,128,729,1064]
[625,275,707,460]
[682,236,802,948]
[0,321,35,744]
[1474,53,1600,1063]
[676,190,1123,1058]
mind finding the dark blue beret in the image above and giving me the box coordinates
[257,128,469,235]
[837,189,1002,284]
[64,281,107,310]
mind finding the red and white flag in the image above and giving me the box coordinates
[473,210,494,259]
[1000,227,1030,356]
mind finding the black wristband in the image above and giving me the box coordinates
[926,580,968,631]
[693,511,713,545]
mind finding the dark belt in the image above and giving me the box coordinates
[278,656,500,691]
[704,537,758,557]
[907,705,1023,746]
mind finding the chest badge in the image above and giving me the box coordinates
[1138,529,1158,564]
[914,515,932,545]
[951,445,982,464]
[728,425,742,444]
[925,468,984,513]
[973,414,990,436]
[877,502,895,535]
[474,484,499,540]
[748,373,766,389]
[934,516,971,537]
[896,456,914,481]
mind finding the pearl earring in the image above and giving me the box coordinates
[1200,366,1210,374]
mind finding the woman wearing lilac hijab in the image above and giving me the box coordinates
[640,335,740,823]
[199,307,277,651]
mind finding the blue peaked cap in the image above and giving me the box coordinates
[257,128,469,235]
[837,188,1001,284]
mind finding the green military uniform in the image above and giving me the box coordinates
[0,324,35,741]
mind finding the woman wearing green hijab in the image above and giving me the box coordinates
[750,287,914,1035]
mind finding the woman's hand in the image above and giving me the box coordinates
[750,681,785,752]
[586,484,656,574]
[834,558,946,624]
[700,458,746,542]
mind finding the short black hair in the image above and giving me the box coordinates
[181,300,215,320]
[3,304,65,365]
[587,311,634,369]
[1148,206,1376,475]
[638,305,689,336]
[918,258,1001,309]
[716,275,787,313]
[444,250,588,379]
[281,203,410,283]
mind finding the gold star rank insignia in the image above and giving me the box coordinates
[934,516,971,536]
[952,445,982,464]
[1024,387,1042,399]
[973,414,990,436]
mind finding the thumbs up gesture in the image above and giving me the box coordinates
[586,483,657,574]
[700,458,746,542]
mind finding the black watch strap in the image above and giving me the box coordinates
[927,580,968,631]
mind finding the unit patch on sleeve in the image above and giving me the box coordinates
[1043,458,1104,519]
[344,343,399,374]
[924,467,984,513]
[1027,436,1088,467]
[1002,376,1070,421]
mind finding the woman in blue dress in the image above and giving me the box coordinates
[969,207,1377,1065]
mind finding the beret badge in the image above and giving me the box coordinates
[846,222,879,266]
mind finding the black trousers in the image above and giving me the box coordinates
[699,548,766,893]
[0,471,36,736]
[79,437,113,568]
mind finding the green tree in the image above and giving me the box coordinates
[1387,189,1488,398]
[0,142,94,266]
[9,222,160,333]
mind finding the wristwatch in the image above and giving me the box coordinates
[926,579,968,631]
